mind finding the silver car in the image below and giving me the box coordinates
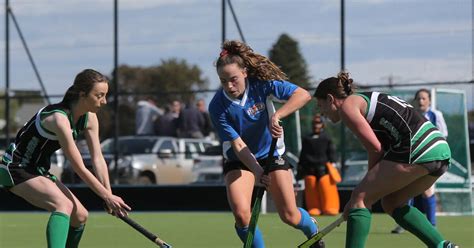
[191,145,224,185]
[62,136,219,185]
[49,150,65,180]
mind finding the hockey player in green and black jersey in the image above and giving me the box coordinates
[313,71,457,248]
[0,69,131,248]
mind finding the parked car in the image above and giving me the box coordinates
[49,149,65,180]
[189,148,304,186]
[338,152,368,189]
[61,136,219,185]
[191,145,223,185]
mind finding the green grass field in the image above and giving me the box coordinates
[0,212,472,247]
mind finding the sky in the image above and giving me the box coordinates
[0,0,472,108]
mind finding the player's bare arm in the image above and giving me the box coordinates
[271,87,311,138]
[84,112,111,192]
[42,112,130,215]
[340,95,383,169]
[231,137,270,186]
[273,87,311,121]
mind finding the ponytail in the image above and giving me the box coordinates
[314,71,356,99]
[337,71,354,96]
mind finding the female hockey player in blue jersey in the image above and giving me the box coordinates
[209,40,323,248]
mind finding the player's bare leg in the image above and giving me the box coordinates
[11,177,73,248]
[269,169,322,247]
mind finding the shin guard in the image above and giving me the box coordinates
[422,195,437,226]
[66,224,85,248]
[235,225,265,248]
[46,211,70,248]
[392,205,443,248]
[295,207,318,238]
[345,208,371,248]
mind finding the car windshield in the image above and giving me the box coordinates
[101,137,157,154]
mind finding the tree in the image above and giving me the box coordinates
[269,33,311,88]
[99,58,209,138]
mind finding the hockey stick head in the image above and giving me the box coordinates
[158,241,173,248]
[297,216,344,248]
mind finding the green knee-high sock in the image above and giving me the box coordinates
[345,208,372,248]
[392,205,444,248]
[47,212,70,248]
[66,224,85,248]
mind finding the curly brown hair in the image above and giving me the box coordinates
[215,40,288,81]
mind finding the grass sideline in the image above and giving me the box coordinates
[0,212,472,247]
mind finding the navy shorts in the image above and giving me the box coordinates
[418,159,450,177]
[223,156,291,175]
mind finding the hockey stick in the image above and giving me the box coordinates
[244,138,278,248]
[119,215,172,248]
[297,216,344,248]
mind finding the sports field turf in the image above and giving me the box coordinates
[0,212,472,247]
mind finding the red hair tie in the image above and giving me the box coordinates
[219,49,229,57]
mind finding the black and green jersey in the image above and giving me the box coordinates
[355,92,451,164]
[2,103,88,173]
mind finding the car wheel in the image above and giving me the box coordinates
[137,172,156,185]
